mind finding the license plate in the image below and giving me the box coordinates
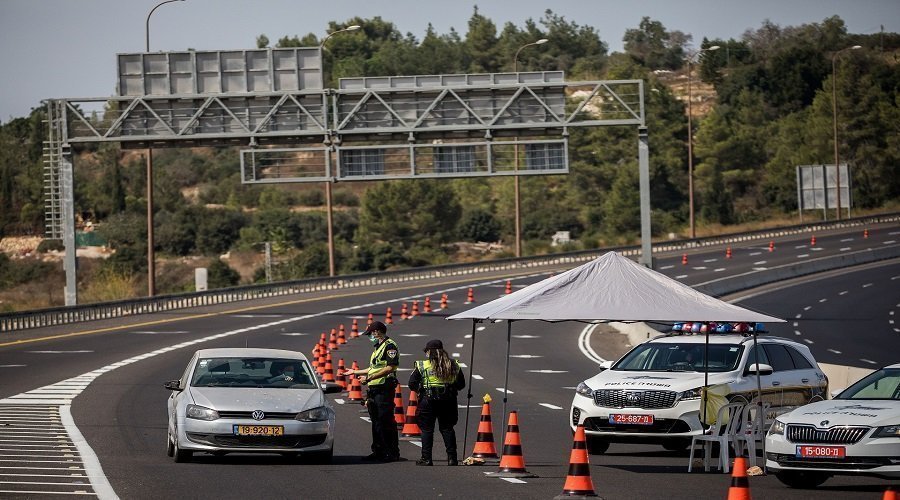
[234,425,284,436]
[608,414,654,425]
[795,445,845,459]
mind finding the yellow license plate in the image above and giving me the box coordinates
[234,425,284,436]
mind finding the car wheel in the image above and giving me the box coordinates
[662,439,690,452]
[586,437,610,455]
[172,425,192,463]
[306,446,334,464]
[166,429,175,457]
[774,471,830,489]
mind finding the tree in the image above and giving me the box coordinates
[207,259,241,288]
[623,17,690,70]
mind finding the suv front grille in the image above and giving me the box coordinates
[593,389,677,409]
[786,425,869,445]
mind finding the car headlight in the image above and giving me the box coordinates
[296,406,331,422]
[768,419,786,436]
[872,425,900,438]
[575,382,594,398]
[186,404,219,421]
[678,387,703,401]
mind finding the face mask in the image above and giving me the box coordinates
[370,336,380,345]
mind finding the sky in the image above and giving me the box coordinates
[1,0,898,122]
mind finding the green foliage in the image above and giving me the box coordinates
[207,259,241,288]
[0,253,55,290]
[195,209,247,255]
[458,208,501,242]
[623,17,690,70]
[37,239,64,253]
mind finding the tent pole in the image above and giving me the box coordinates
[701,330,709,426]
[462,320,478,458]
[752,331,765,472]
[501,320,513,445]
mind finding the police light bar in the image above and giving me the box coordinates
[670,322,767,334]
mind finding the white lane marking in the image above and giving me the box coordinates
[659,265,674,270]
[396,368,412,372]
[509,354,542,359]
[458,363,468,368]
[60,406,115,499]
[693,266,708,270]
[539,403,564,410]
[798,254,810,258]
[885,240,897,245]
[472,375,484,380]
[860,359,877,365]
[840,238,853,242]
[495,388,515,394]
[703,259,717,263]
[475,327,486,331]
[752,267,768,271]
[889,320,895,325]
[795,245,807,249]
[26,351,93,354]
[400,353,413,357]
[0,365,26,368]
[130,330,187,334]
[803,339,814,344]
[400,334,426,337]
[280,332,308,336]
[501,478,527,484]
[527,370,568,374]
[577,323,606,364]
[862,283,873,288]
[793,322,799,327]
[232,314,282,318]
[360,416,371,423]
[753,261,767,265]
[794,331,802,336]
[890,275,900,280]
[334,399,345,405]
[890,231,900,236]
[675,275,688,279]
[796,314,803,318]
[749,252,761,256]
[827,349,842,354]
[562,386,577,390]
[409,441,423,448]
[804,306,812,311]
[811,247,823,252]
[839,291,848,295]
[456,344,464,348]
[714,268,726,273]
[819,299,827,303]
[452,353,460,358]
[840,247,851,252]
[512,335,540,339]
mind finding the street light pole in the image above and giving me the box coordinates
[686,45,719,239]
[512,38,547,258]
[831,45,861,220]
[144,0,184,296]
[320,25,360,277]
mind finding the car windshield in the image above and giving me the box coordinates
[190,357,317,389]
[613,343,744,373]
[835,368,900,400]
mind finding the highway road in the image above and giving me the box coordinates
[0,223,897,498]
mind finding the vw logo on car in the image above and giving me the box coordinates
[252,410,266,421]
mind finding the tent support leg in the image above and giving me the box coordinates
[462,320,478,457]
[501,320,512,445]
[753,332,765,473]
[702,332,710,426]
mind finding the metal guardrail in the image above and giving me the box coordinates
[2,211,898,332]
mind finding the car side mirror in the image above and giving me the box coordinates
[745,363,773,376]
[598,360,614,372]
[321,382,342,394]
[164,380,183,391]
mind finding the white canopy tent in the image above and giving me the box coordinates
[447,251,785,459]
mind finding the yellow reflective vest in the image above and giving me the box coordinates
[367,338,399,386]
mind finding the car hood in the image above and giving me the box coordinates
[778,399,900,427]
[585,369,736,392]
[188,387,325,413]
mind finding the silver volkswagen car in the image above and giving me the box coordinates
[165,348,340,463]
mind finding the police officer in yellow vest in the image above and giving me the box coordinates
[341,321,401,462]
[408,339,465,466]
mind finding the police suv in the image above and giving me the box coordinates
[569,323,828,453]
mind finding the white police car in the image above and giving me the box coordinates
[569,324,828,453]
[766,363,900,488]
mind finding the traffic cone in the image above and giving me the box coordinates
[864,228,870,239]
[726,247,732,259]
[411,300,419,317]
[319,332,327,346]
[883,487,897,500]
[393,384,405,428]
[322,351,335,382]
[401,303,408,320]
[471,395,499,461]
[367,313,374,326]
[424,297,432,313]
[440,294,448,309]
[487,411,536,478]
[311,345,321,372]
[768,241,774,252]
[505,280,512,294]
[316,347,327,376]
[385,307,393,325]
[726,456,751,500]
[347,375,364,401]
[810,234,816,246]
[351,319,359,338]
[328,329,338,351]
[335,358,347,390]
[554,425,597,499]
[682,253,688,265]
[337,324,347,345]
[400,390,421,439]
[466,288,475,303]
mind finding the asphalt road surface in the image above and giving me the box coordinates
[0,224,897,499]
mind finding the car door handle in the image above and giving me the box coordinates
[801,378,810,383]
[772,381,781,386]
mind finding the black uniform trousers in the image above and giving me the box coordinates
[416,395,458,461]
[366,381,400,459]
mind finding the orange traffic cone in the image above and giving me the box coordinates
[505,280,512,294]
[322,351,335,382]
[351,319,359,338]
[400,390,421,439]
[316,347,326,376]
[311,345,321,372]
[347,375,364,401]
[768,241,774,252]
[810,234,817,246]
[554,425,597,499]
[466,288,475,303]
[864,228,870,239]
[351,360,359,371]
[682,253,688,265]
[385,307,393,325]
[883,487,897,500]
[487,411,536,478]
[393,384,405,428]
[401,303,408,320]
[335,359,347,390]
[337,324,347,345]
[367,313,374,326]
[411,300,419,317]
[424,297,432,313]
[319,332,327,346]
[726,456,751,500]
[726,247,732,259]
[471,395,499,461]
[440,294,448,309]
[328,329,338,351]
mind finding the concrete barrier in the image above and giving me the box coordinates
[818,362,876,395]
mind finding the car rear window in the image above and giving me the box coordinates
[762,344,795,371]
[785,346,813,369]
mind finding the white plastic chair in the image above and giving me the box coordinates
[732,402,771,467]
[688,402,745,473]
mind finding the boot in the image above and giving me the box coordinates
[448,456,458,466]
[416,458,433,466]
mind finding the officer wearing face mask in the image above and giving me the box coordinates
[340,321,401,462]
